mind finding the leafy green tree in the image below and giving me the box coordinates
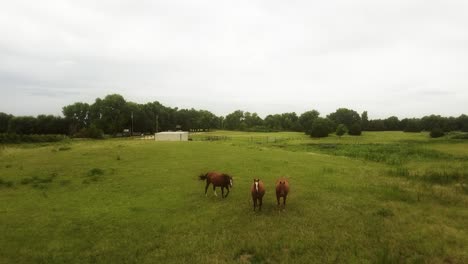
[0,112,13,133]
[280,112,301,131]
[89,94,129,135]
[8,116,36,134]
[361,111,369,130]
[403,118,422,132]
[62,102,90,134]
[224,110,244,130]
[299,110,320,134]
[327,108,361,129]
[421,115,446,132]
[244,112,263,129]
[264,114,282,130]
[335,124,347,137]
[36,115,68,134]
[383,116,400,131]
[367,119,386,131]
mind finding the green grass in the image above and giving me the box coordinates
[0,132,467,263]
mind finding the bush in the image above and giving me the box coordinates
[450,133,468,140]
[462,124,468,133]
[0,178,14,188]
[335,124,347,137]
[430,127,444,138]
[348,123,362,136]
[309,118,333,138]
[0,133,67,143]
[74,125,104,139]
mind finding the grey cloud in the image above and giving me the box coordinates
[0,0,467,118]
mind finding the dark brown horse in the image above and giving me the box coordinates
[275,178,289,207]
[251,179,265,211]
[199,172,233,198]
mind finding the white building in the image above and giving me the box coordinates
[155,131,189,141]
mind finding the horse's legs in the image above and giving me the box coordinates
[276,195,280,206]
[213,185,217,196]
[253,197,257,211]
[204,181,210,196]
[224,186,230,198]
[283,195,287,207]
[221,187,225,198]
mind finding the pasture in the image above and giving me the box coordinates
[0,131,467,263]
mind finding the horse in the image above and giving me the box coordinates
[199,172,233,198]
[275,178,289,207]
[251,179,265,211]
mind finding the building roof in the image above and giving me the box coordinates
[155,131,188,135]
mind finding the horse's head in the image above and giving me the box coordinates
[278,181,286,195]
[253,179,260,191]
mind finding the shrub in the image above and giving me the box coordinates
[74,125,104,139]
[58,146,71,151]
[0,133,67,143]
[430,127,444,138]
[309,118,333,138]
[451,133,468,139]
[88,168,104,176]
[348,123,362,136]
[0,178,14,188]
[335,124,347,137]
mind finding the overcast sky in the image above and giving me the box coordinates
[1,0,467,119]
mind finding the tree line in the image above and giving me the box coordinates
[1,94,467,138]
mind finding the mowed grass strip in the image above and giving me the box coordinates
[0,136,467,263]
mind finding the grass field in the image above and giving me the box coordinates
[1,131,467,263]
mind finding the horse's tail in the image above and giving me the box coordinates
[199,173,208,180]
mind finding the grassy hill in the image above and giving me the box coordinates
[1,131,467,263]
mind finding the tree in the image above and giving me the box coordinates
[280,112,300,131]
[336,124,347,137]
[309,118,334,138]
[367,119,386,131]
[348,123,362,136]
[8,116,36,134]
[327,108,361,129]
[62,102,90,135]
[89,94,128,135]
[299,110,320,133]
[244,112,263,129]
[361,111,369,131]
[384,116,400,131]
[0,112,13,133]
[224,110,244,130]
[403,118,422,132]
[421,115,446,132]
[264,114,282,130]
[458,114,468,132]
[36,115,68,134]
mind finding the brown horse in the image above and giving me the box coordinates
[275,178,289,207]
[251,179,265,211]
[199,172,233,198]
